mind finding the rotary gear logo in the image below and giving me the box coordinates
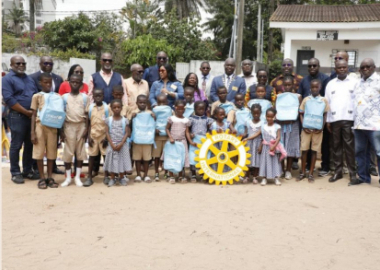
[194,130,251,185]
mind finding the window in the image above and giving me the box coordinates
[331,49,357,68]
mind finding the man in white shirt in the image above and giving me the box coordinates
[197,61,214,100]
[350,58,380,186]
[239,59,257,89]
[325,60,358,184]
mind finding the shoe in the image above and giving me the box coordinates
[260,178,267,186]
[154,173,160,182]
[103,176,110,185]
[329,174,343,183]
[292,162,299,170]
[318,170,330,177]
[134,176,142,183]
[169,177,176,184]
[83,178,93,187]
[11,174,24,184]
[348,178,364,186]
[108,179,116,187]
[22,171,40,180]
[285,171,292,180]
[252,178,258,184]
[369,166,378,177]
[275,178,281,186]
[144,176,152,183]
[61,178,72,187]
[305,167,310,174]
[53,168,65,175]
[120,176,128,186]
[74,177,83,187]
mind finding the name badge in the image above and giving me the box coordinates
[232,86,238,91]
[171,84,177,90]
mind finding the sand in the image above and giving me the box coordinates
[2,165,380,270]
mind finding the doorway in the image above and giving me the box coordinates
[297,50,315,77]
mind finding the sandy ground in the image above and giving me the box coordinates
[2,163,380,270]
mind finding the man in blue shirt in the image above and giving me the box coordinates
[2,56,39,184]
[143,51,168,88]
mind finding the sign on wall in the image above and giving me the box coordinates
[317,31,338,41]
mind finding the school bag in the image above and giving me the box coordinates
[235,108,252,136]
[219,102,234,115]
[152,105,172,136]
[88,102,109,120]
[275,92,299,121]
[62,93,88,111]
[247,99,271,123]
[131,112,155,144]
[184,103,194,118]
[163,141,185,173]
[303,97,326,130]
[38,92,66,129]
[189,134,206,166]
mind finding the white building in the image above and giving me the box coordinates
[22,0,58,29]
[270,4,380,76]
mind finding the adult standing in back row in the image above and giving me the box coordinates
[143,51,168,88]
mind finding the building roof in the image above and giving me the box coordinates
[270,4,380,23]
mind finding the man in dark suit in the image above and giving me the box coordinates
[29,56,64,175]
[143,51,168,88]
[210,58,246,102]
[29,56,63,93]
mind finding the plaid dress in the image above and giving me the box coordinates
[259,123,282,179]
[246,120,262,168]
[168,116,190,168]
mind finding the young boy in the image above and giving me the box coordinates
[30,73,61,189]
[84,88,108,187]
[60,74,88,187]
[131,95,155,183]
[152,93,171,181]
[299,79,329,182]
[210,86,235,122]
[184,86,195,118]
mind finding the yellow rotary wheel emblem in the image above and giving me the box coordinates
[194,130,251,185]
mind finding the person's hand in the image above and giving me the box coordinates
[131,113,137,119]
[82,129,88,140]
[170,138,175,144]
[88,137,94,147]
[314,129,323,134]
[161,88,170,95]
[217,129,223,133]
[326,123,332,133]
[155,129,161,135]
[24,110,33,118]
[303,128,312,134]
[190,133,195,139]
[230,129,237,135]
[31,132,38,144]
[258,146,262,154]
[242,138,247,143]
[112,143,119,151]
[151,112,155,118]
[115,144,123,152]
[190,141,197,147]
[102,139,108,148]
[270,145,275,152]
[60,132,66,143]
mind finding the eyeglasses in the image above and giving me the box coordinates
[74,70,84,74]
[334,57,344,61]
[136,70,144,74]
[15,62,26,66]
[360,65,372,70]
[308,64,318,68]
[157,57,167,60]
[201,67,210,70]
[159,69,166,73]
[282,64,292,67]
[43,62,54,66]
[258,75,267,78]
[102,59,113,63]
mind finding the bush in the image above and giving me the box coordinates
[2,33,20,53]
[29,48,96,61]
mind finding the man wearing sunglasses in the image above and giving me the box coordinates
[143,51,168,88]
[197,61,214,100]
[330,51,357,80]
[2,56,39,184]
[29,56,63,93]
[125,63,149,111]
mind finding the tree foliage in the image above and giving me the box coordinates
[5,4,29,36]
[159,0,205,19]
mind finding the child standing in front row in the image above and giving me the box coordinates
[242,104,262,184]
[259,108,282,186]
[104,99,132,187]
[166,99,190,184]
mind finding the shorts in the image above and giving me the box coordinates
[62,122,87,162]
[88,136,106,156]
[32,122,58,160]
[132,143,152,161]
[301,130,323,152]
[152,136,168,158]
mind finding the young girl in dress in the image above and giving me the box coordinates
[242,104,262,184]
[166,99,190,184]
[258,108,282,186]
[104,99,132,187]
[276,76,302,180]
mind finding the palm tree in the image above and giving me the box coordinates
[160,0,204,19]
[6,4,29,36]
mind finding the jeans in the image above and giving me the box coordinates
[8,111,33,176]
[355,129,380,183]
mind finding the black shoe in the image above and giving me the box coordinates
[103,176,110,185]
[83,178,93,187]
[292,162,299,170]
[369,166,378,177]
[329,174,343,183]
[11,174,24,184]
[348,178,364,186]
[22,171,40,180]
[53,168,65,175]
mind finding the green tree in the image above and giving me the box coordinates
[160,0,204,19]
[6,4,29,36]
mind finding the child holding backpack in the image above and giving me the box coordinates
[31,73,63,189]
[231,93,251,137]
[84,88,109,187]
[210,86,235,123]
[299,79,329,183]
[61,74,88,187]
[247,84,272,123]
[184,86,195,118]
[104,99,132,187]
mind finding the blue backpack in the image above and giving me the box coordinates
[189,134,206,166]
[276,92,299,121]
[219,102,234,115]
[247,99,271,123]
[38,92,66,128]
[303,97,326,130]
[235,108,252,136]
[163,141,185,173]
[62,93,88,111]
[131,112,155,144]
[88,102,109,120]
[184,103,195,118]
[152,105,172,136]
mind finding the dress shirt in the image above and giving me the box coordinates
[125,77,149,110]
[2,70,38,109]
[298,72,330,98]
[239,73,257,89]
[325,76,358,123]
[353,72,380,131]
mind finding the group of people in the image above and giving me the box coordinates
[2,50,379,188]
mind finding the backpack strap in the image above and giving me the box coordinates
[88,103,95,119]
[89,101,109,120]
[108,116,127,135]
[104,102,109,118]
[62,93,69,110]
[81,93,88,107]
[108,117,113,132]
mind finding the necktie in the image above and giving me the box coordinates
[202,77,206,91]
[226,76,230,88]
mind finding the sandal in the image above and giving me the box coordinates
[297,173,306,182]
[242,177,249,184]
[252,178,258,184]
[169,177,176,184]
[190,175,197,183]
[46,178,59,188]
[38,179,47,189]
[308,175,315,183]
